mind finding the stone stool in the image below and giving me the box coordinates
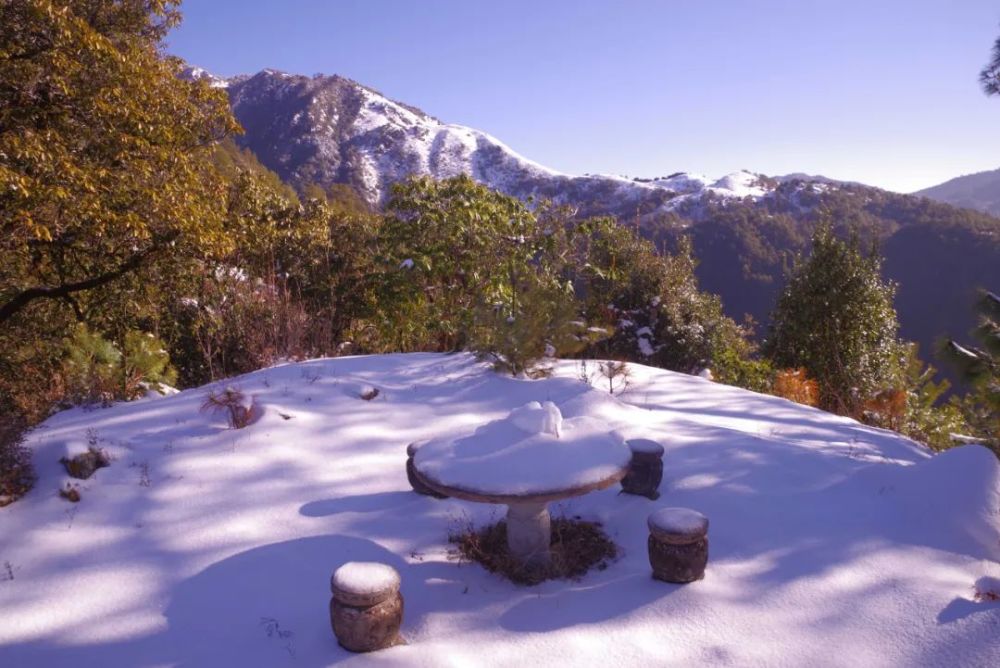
[647,507,709,583]
[330,562,404,652]
[406,441,447,498]
[621,438,664,499]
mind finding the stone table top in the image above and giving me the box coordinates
[413,401,631,505]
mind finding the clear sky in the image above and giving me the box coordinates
[167,0,1000,193]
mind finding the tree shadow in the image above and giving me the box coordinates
[0,534,475,667]
[300,491,424,517]
[499,572,678,632]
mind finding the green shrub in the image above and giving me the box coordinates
[62,324,176,404]
[765,225,903,416]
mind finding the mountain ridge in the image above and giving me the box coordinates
[914,167,1000,216]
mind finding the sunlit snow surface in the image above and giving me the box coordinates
[1,353,998,667]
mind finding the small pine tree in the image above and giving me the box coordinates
[469,275,581,378]
[63,325,122,404]
[940,290,1000,448]
[765,225,902,416]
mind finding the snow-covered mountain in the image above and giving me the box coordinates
[201,68,777,218]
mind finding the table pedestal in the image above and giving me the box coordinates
[506,501,551,568]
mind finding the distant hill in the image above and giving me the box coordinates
[915,168,1000,216]
[187,67,1000,377]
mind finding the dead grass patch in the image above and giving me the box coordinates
[450,516,618,585]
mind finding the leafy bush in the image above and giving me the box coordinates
[574,221,758,377]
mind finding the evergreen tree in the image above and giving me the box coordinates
[940,291,1000,447]
[765,226,902,415]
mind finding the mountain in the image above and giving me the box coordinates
[198,68,1000,374]
[914,168,1000,216]
[210,69,781,220]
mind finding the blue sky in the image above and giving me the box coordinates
[168,0,1000,192]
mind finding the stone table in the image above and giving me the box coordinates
[413,401,631,569]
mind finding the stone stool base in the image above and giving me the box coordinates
[621,453,663,499]
[648,535,708,583]
[330,592,404,652]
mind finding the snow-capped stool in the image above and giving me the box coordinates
[406,441,447,498]
[414,401,631,571]
[620,438,664,499]
[329,562,404,652]
[647,508,709,583]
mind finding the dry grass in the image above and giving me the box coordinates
[450,516,618,585]
[202,387,253,428]
[773,368,820,407]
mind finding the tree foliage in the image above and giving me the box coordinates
[0,0,239,424]
[940,291,1000,448]
[765,226,902,415]
[575,219,758,381]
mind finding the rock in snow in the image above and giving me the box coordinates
[0,353,998,667]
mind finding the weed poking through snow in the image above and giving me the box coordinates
[202,387,253,429]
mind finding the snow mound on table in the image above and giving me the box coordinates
[508,401,562,436]
[414,401,630,497]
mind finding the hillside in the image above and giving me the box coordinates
[197,67,1000,364]
[1,354,998,666]
[916,168,1000,217]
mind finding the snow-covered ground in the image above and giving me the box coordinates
[1,353,998,667]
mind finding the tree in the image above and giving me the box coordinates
[0,0,238,326]
[765,226,902,416]
[376,175,554,352]
[0,0,239,422]
[940,291,1000,447]
[980,30,1000,96]
[575,219,758,381]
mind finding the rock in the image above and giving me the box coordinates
[60,448,110,480]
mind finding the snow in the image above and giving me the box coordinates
[1,352,998,667]
[331,562,400,597]
[648,507,709,536]
[637,336,654,357]
[508,401,563,437]
[627,438,664,456]
[949,341,981,361]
